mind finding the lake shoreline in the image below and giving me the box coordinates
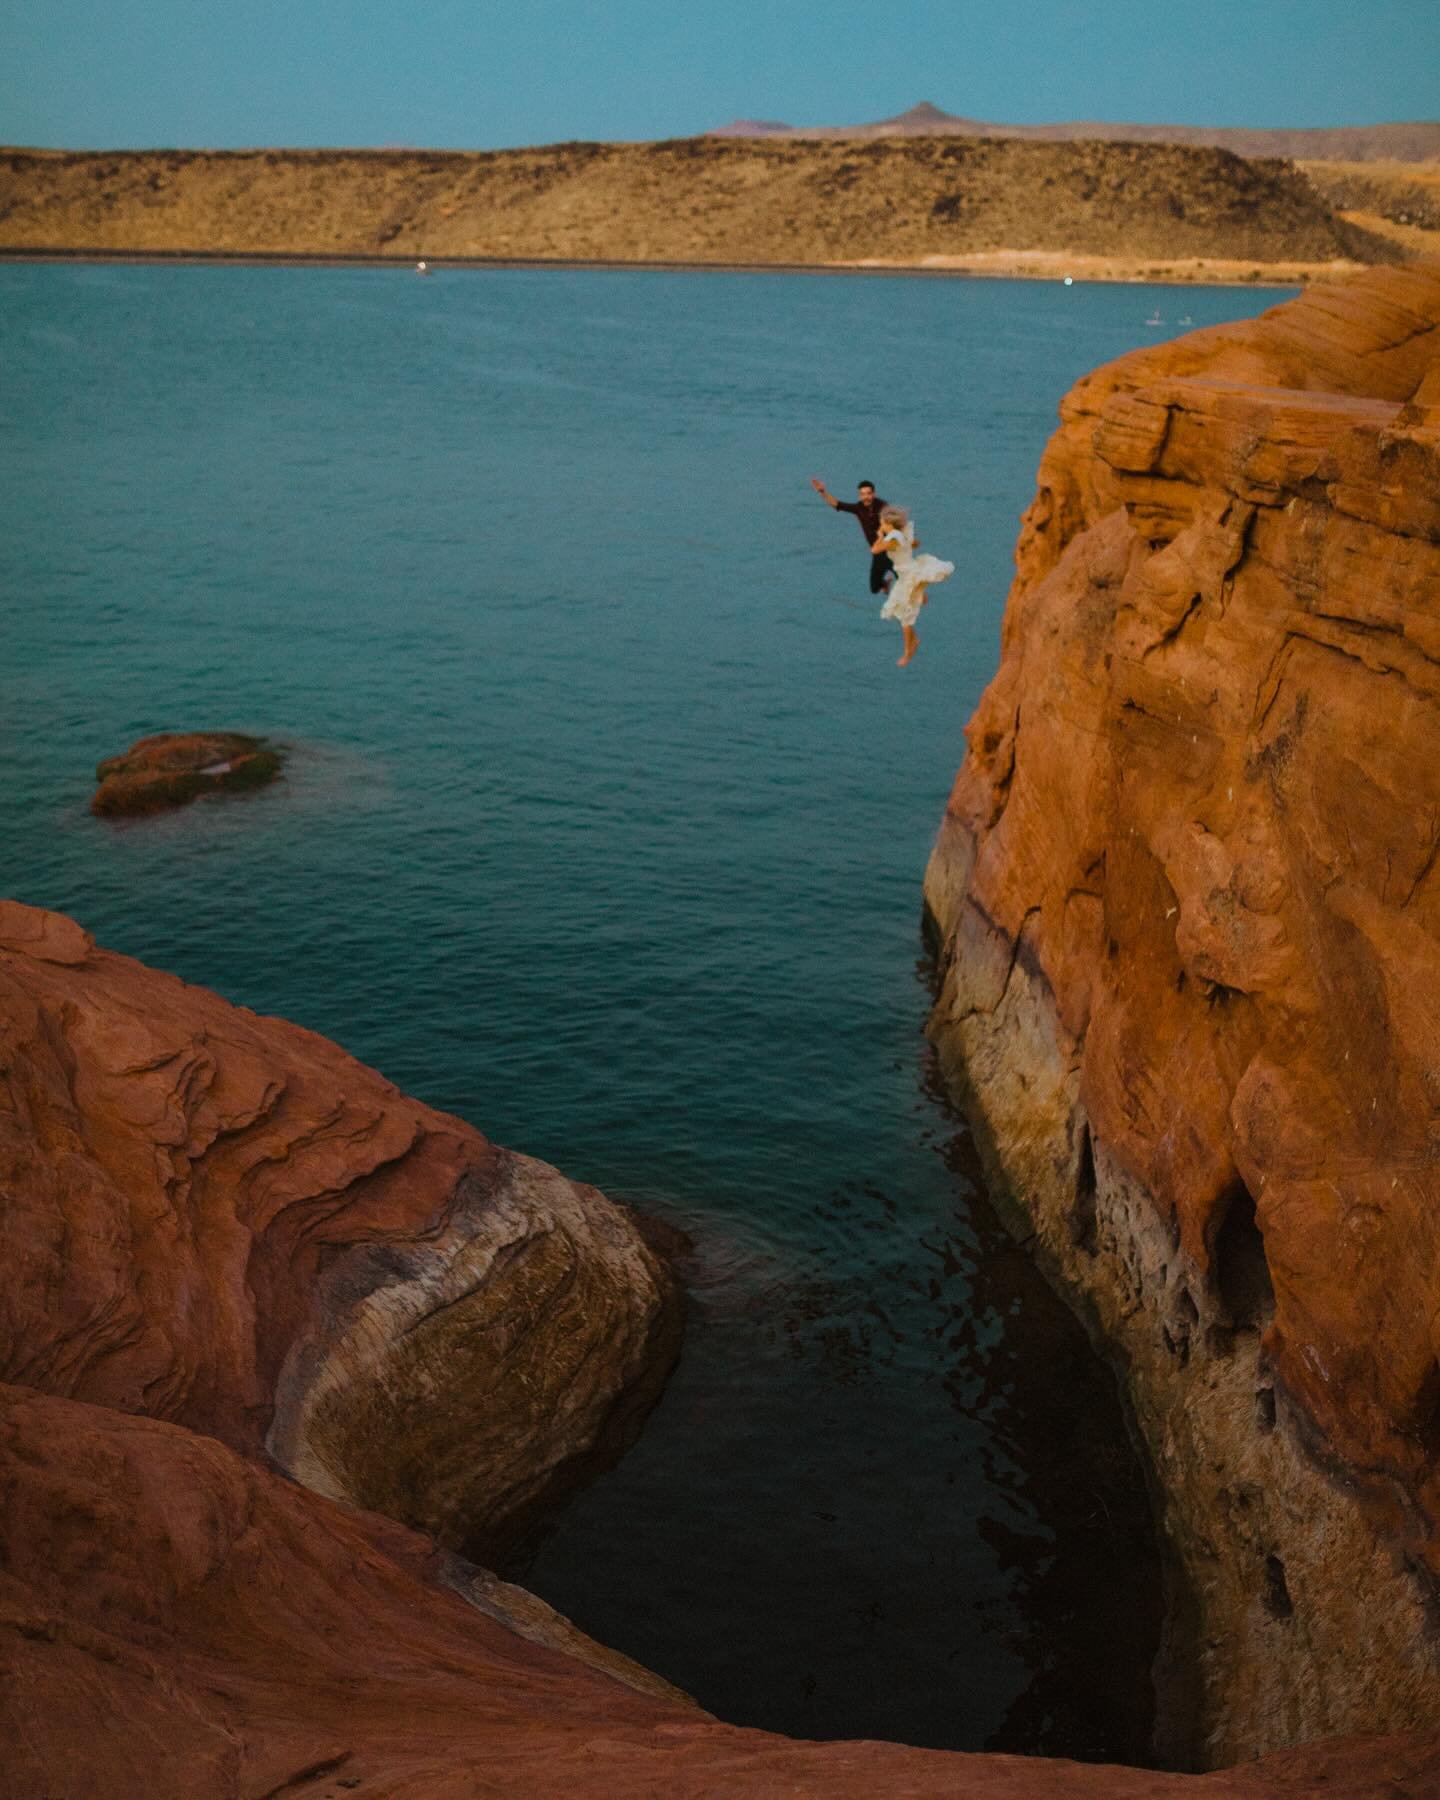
[0,245,1334,285]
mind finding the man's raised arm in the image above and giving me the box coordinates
[810,477,842,510]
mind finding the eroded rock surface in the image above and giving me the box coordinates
[92,731,284,815]
[0,898,679,1557]
[6,1384,1440,1798]
[924,261,1440,1763]
[3,901,1439,1787]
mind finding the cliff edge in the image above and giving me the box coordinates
[924,261,1440,1765]
[8,900,1440,1790]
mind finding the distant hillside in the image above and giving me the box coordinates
[0,137,1394,275]
[711,102,1440,164]
[1297,157,1440,264]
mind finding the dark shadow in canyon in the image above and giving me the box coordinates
[930,1105,1164,1762]
[493,951,1163,1765]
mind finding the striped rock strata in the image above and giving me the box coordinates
[924,261,1440,1766]
[0,898,679,1557]
[6,1383,1440,1797]
[5,901,1440,1789]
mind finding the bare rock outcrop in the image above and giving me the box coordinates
[924,261,1440,1765]
[91,731,284,816]
[7,1382,1440,1798]
[4,902,1440,1785]
[0,898,679,1558]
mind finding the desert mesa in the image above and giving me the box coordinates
[3,129,1437,281]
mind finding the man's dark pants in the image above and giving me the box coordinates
[869,552,892,595]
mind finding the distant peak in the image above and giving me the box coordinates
[894,101,956,123]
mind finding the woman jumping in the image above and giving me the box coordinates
[873,506,954,668]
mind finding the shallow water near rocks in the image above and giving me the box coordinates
[2,263,1284,1759]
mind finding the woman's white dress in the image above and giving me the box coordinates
[877,522,953,627]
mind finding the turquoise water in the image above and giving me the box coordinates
[2,264,1283,1758]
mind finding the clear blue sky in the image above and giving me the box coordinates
[4,0,1437,150]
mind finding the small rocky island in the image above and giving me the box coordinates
[92,730,284,815]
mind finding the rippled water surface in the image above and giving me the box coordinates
[2,264,1284,1758]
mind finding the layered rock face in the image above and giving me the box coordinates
[0,898,679,1557]
[925,262,1440,1765]
[5,909,1440,1789]
[8,1382,1440,1799]
[2,900,1440,1785]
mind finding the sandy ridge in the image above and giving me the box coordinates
[0,135,1399,282]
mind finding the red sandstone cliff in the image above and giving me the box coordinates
[924,262,1440,1764]
[8,900,1440,1791]
[6,1385,1440,1795]
[0,898,679,1556]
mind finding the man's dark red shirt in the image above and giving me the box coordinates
[836,495,887,545]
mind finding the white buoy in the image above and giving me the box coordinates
[416,260,429,275]
[1063,275,1074,286]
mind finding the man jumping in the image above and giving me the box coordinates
[810,476,893,596]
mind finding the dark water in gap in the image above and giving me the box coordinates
[1,263,1286,1759]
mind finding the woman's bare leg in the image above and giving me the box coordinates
[897,582,931,666]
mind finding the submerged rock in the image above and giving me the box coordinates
[91,730,284,815]
[924,261,1440,1764]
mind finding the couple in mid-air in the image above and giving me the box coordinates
[810,476,954,668]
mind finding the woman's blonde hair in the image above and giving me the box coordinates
[879,504,909,527]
